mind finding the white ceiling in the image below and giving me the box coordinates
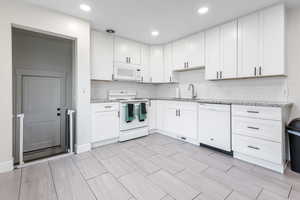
[23,0,300,44]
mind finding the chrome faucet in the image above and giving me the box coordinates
[188,84,197,99]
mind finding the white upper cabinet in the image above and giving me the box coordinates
[259,5,285,76]
[163,43,176,83]
[238,12,260,77]
[205,26,221,80]
[205,21,237,80]
[173,32,205,70]
[141,44,151,82]
[238,4,285,78]
[114,37,142,65]
[91,30,114,80]
[149,46,164,83]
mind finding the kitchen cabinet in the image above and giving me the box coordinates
[173,32,205,70]
[238,4,285,78]
[163,101,198,141]
[205,20,237,80]
[156,100,165,131]
[232,105,287,173]
[114,37,142,65]
[149,46,164,83]
[198,104,231,151]
[163,43,177,83]
[148,100,157,130]
[91,103,120,143]
[91,30,114,80]
[140,45,151,83]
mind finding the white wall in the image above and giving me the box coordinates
[0,0,91,172]
[156,70,288,101]
[287,6,300,119]
[91,81,157,99]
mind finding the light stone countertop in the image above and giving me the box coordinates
[91,97,293,108]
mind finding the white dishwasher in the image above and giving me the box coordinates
[198,103,231,152]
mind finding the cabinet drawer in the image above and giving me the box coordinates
[232,134,282,164]
[92,103,119,112]
[232,117,282,142]
[232,105,281,120]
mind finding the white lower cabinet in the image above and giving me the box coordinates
[91,103,120,143]
[162,101,198,141]
[198,104,231,151]
[148,100,157,130]
[232,105,287,173]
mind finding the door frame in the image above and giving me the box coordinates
[14,69,67,162]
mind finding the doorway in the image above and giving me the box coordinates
[12,28,74,164]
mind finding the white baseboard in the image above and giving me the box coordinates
[92,138,119,148]
[75,143,91,154]
[234,152,285,174]
[0,158,14,173]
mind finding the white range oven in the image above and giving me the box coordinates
[108,90,149,142]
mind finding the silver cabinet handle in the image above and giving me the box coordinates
[247,126,260,130]
[129,57,131,63]
[169,76,172,82]
[220,71,222,79]
[210,138,214,141]
[254,67,257,76]
[247,110,259,114]
[248,145,260,150]
[187,62,189,68]
[175,109,178,116]
[259,66,262,76]
[216,71,219,79]
[178,109,181,117]
[105,106,112,109]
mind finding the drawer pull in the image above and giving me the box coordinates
[247,110,259,114]
[247,145,260,150]
[247,126,260,130]
[105,106,112,109]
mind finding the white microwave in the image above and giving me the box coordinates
[113,63,142,81]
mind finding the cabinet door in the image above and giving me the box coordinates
[220,21,238,79]
[259,5,285,76]
[187,32,205,68]
[156,101,166,130]
[148,100,157,130]
[164,106,180,135]
[238,12,260,78]
[164,43,176,82]
[172,39,187,70]
[178,103,198,140]
[92,111,119,142]
[149,46,164,83]
[205,27,220,80]
[91,31,114,80]
[198,105,231,151]
[115,37,141,65]
[141,45,151,82]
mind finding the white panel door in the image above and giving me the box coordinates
[115,37,141,65]
[91,31,114,80]
[148,100,157,130]
[178,103,198,140]
[23,76,61,152]
[164,43,175,82]
[187,32,205,68]
[149,46,164,83]
[238,12,260,77]
[172,39,187,70]
[92,111,119,142]
[141,44,151,82]
[220,21,238,79]
[205,26,220,80]
[156,101,165,130]
[259,5,285,76]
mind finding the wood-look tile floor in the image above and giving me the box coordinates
[1,133,300,200]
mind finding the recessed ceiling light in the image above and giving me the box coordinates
[80,4,91,12]
[151,31,159,37]
[198,6,209,15]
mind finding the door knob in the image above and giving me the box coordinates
[57,113,61,116]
